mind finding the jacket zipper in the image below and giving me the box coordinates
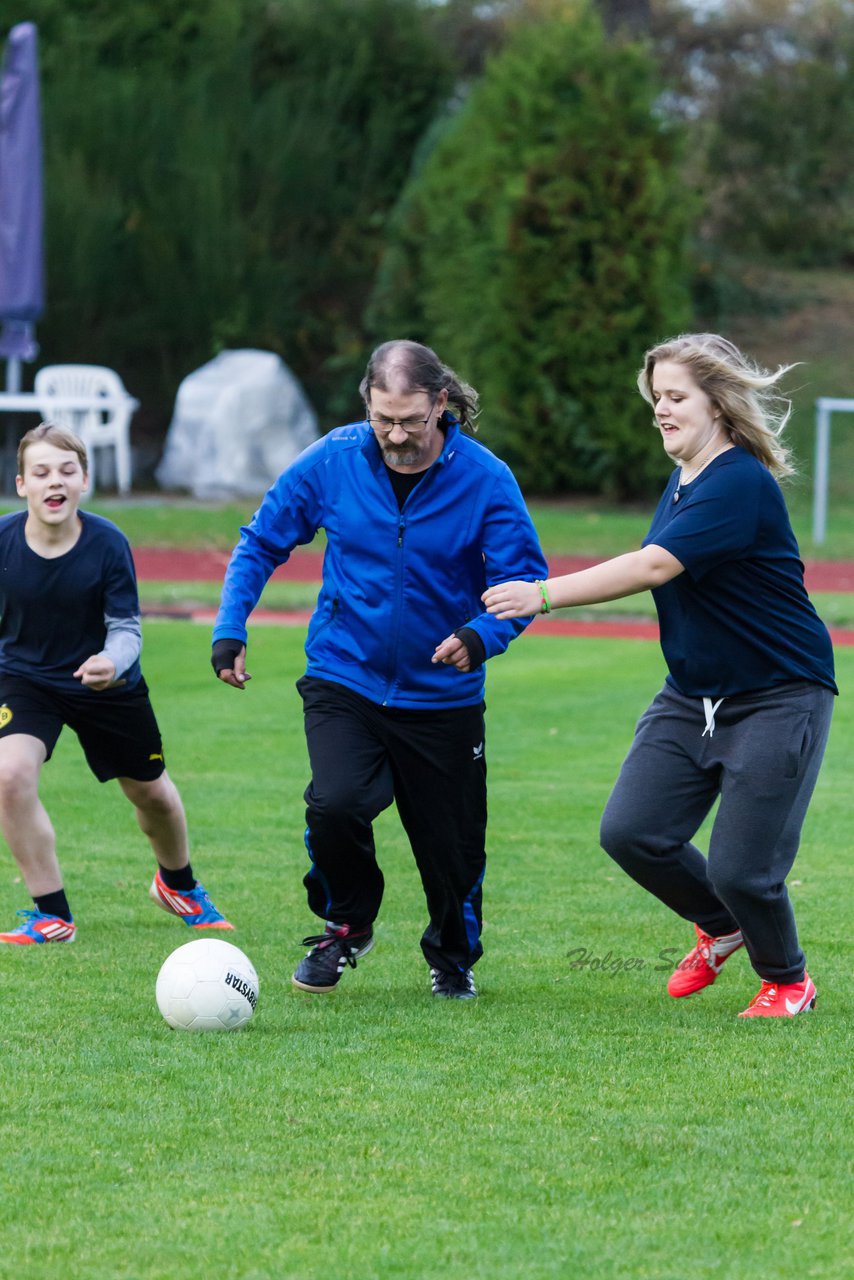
[380,452,447,704]
[384,518,406,704]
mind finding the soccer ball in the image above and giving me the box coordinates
[155,938,259,1032]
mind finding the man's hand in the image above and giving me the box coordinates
[212,640,252,690]
[432,635,472,672]
[73,654,119,691]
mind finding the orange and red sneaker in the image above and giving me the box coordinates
[738,974,817,1019]
[667,923,744,998]
[0,909,76,944]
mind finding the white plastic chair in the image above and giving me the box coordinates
[34,364,135,494]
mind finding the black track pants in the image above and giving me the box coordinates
[297,676,487,971]
[600,680,834,984]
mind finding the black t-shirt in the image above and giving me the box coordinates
[0,511,142,694]
[383,462,427,510]
[645,447,836,697]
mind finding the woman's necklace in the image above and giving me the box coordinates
[672,438,728,504]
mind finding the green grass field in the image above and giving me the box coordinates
[1,624,851,1280]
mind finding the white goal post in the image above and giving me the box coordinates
[813,398,854,545]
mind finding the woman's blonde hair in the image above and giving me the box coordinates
[637,333,796,478]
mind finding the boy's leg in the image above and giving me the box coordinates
[71,683,232,928]
[0,679,66,903]
[0,733,76,942]
[118,771,188,870]
[119,772,233,930]
[75,684,190,870]
[0,734,58,894]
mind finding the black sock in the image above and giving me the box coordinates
[34,889,73,922]
[158,862,196,892]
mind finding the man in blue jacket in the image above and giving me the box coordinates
[212,340,546,999]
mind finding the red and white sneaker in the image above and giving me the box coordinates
[667,924,744,998]
[0,909,77,944]
[738,974,817,1019]
[149,869,234,930]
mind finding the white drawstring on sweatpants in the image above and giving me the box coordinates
[702,697,725,737]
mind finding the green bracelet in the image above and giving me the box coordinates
[536,580,552,614]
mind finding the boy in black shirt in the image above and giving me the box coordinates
[0,423,232,943]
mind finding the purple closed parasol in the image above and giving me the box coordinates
[0,22,44,390]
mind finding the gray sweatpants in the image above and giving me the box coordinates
[600,680,835,984]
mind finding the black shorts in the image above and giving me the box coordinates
[0,674,166,783]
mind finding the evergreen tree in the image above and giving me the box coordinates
[652,0,854,269]
[705,5,854,267]
[371,3,694,496]
[22,0,453,443]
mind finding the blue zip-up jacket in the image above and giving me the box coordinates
[213,419,547,709]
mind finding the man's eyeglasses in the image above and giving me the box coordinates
[366,400,436,435]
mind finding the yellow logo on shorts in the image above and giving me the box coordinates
[0,705,12,729]
[149,752,164,762]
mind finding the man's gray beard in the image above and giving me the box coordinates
[381,443,422,468]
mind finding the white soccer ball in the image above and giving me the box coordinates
[155,938,259,1032]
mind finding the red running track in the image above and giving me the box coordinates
[134,548,854,645]
[133,547,854,593]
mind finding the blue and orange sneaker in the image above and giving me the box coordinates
[0,909,76,945]
[148,869,233,930]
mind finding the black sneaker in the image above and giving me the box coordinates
[430,967,477,1000]
[292,923,374,993]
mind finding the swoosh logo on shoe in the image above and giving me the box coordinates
[785,992,810,1014]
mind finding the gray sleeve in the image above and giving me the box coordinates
[99,613,142,679]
